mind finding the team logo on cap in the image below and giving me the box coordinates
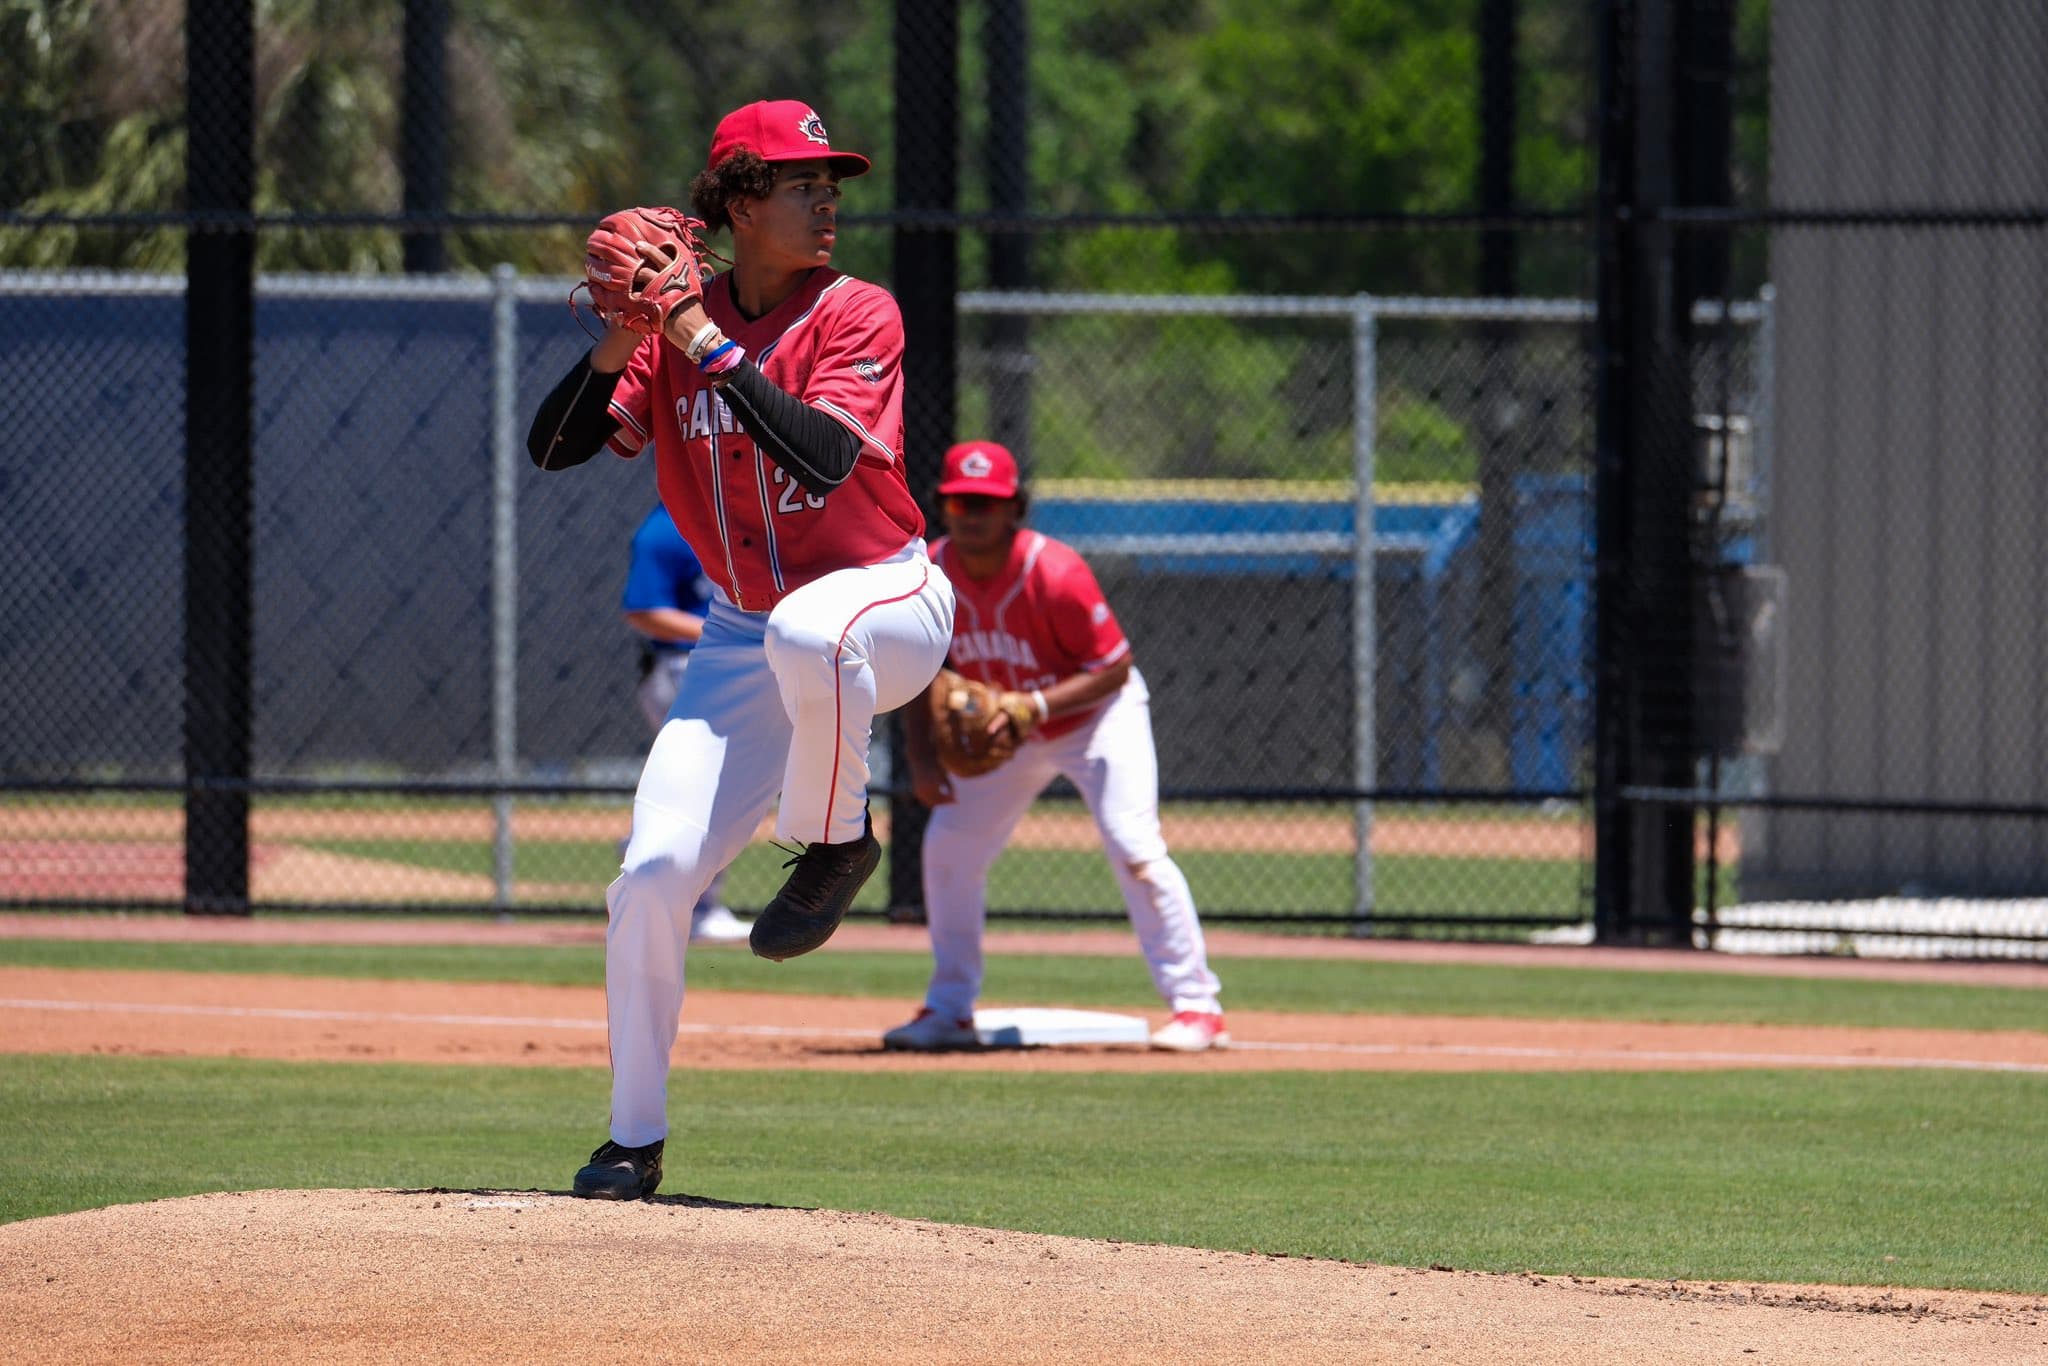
[799,110,830,146]
[959,450,994,478]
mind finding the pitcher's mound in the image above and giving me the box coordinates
[0,1190,2041,1364]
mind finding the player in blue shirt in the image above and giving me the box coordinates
[621,505,750,943]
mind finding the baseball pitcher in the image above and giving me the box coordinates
[527,101,956,1200]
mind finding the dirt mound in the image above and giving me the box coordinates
[0,1190,2040,1364]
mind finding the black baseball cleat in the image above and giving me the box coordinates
[749,820,882,961]
[572,1139,663,1200]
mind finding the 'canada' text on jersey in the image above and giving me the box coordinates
[605,267,925,613]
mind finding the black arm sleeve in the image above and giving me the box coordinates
[527,353,626,471]
[717,361,862,497]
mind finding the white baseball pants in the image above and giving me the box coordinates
[920,669,1222,1022]
[605,541,954,1146]
[637,651,725,917]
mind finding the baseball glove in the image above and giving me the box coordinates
[578,206,714,338]
[929,668,1040,778]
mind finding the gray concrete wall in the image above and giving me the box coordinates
[1751,0,2048,897]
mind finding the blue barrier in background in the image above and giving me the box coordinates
[1033,495,1488,788]
[1507,475,1591,790]
[1032,490,1591,790]
[1032,495,1478,577]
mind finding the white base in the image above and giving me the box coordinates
[972,1007,1150,1048]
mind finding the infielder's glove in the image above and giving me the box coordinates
[579,206,714,337]
[929,667,1040,778]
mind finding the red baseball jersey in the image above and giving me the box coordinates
[605,268,925,612]
[933,529,1132,741]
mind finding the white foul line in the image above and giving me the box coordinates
[2,997,2044,1073]
[1224,1037,2048,1073]
[0,997,875,1042]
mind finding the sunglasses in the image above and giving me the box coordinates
[941,494,1009,513]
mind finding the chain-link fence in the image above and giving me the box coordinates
[16,275,1750,932]
[3,0,2045,954]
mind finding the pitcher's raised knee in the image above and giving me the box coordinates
[762,612,846,672]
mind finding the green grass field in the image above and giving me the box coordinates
[1,1054,2042,1291]
[309,835,1675,923]
[2,934,2043,1292]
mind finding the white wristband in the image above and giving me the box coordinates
[1031,689,1049,723]
[684,322,723,362]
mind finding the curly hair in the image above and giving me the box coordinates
[689,151,781,233]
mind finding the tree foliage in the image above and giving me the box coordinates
[1,0,1656,285]
[0,0,896,271]
[0,0,1768,485]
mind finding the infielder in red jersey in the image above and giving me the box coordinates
[527,101,956,1200]
[887,441,1227,1054]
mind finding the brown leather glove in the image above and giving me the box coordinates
[928,668,1039,778]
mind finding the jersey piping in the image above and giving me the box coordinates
[610,404,647,444]
[944,531,1045,694]
[741,272,855,599]
[821,561,933,840]
[1086,637,1134,672]
[988,533,1048,692]
[705,427,742,599]
[814,396,898,464]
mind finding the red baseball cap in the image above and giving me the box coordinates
[937,442,1021,499]
[707,100,871,179]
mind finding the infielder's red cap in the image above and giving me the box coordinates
[937,441,1020,499]
[708,100,871,179]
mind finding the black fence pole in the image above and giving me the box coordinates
[886,0,960,919]
[184,0,257,915]
[1630,0,1700,945]
[1591,0,1635,944]
[1673,0,1736,924]
[402,0,450,275]
[1474,0,1520,786]
[1478,0,1518,300]
[984,0,1032,460]
[1594,0,1711,945]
